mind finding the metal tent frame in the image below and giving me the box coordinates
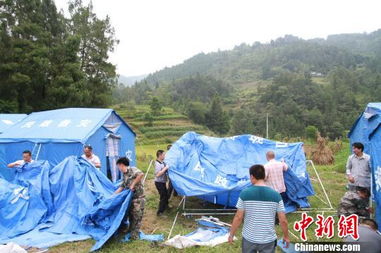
[173,160,335,217]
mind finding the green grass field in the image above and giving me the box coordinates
[50,141,351,253]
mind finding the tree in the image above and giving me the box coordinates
[231,110,254,135]
[187,102,207,124]
[205,95,230,134]
[143,112,154,127]
[68,0,118,107]
[305,125,318,140]
[0,0,117,112]
[149,97,162,116]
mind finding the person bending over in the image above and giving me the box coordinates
[114,157,144,240]
[345,219,381,253]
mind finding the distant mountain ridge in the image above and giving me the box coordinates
[118,74,147,86]
[144,29,381,85]
[115,28,381,139]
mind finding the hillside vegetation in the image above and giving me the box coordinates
[115,30,381,140]
[114,103,212,145]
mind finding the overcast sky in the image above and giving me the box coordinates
[54,0,381,77]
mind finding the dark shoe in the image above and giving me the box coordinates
[157,212,167,218]
[130,232,139,240]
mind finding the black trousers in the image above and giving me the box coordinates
[155,182,168,214]
[167,179,178,199]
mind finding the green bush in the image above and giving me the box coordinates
[143,112,154,127]
[305,125,318,140]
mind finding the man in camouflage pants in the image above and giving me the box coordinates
[114,157,145,240]
[338,187,370,218]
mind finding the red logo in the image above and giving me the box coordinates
[338,214,359,240]
[315,214,335,239]
[293,213,359,241]
[294,212,314,241]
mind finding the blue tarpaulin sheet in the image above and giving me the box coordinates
[123,231,164,242]
[349,102,381,231]
[165,132,314,212]
[0,156,132,251]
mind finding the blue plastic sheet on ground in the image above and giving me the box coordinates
[277,239,299,253]
[185,220,229,242]
[123,231,164,242]
[0,156,132,251]
[166,132,314,213]
[165,218,231,248]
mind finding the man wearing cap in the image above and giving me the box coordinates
[81,145,101,169]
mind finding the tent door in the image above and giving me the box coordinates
[106,134,121,182]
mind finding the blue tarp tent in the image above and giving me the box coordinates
[0,156,133,251]
[0,114,27,133]
[0,108,135,181]
[348,102,381,229]
[165,132,314,213]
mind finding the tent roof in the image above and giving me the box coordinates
[349,102,381,140]
[0,114,27,133]
[0,108,135,143]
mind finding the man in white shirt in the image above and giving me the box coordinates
[346,142,371,191]
[81,145,101,169]
[7,150,34,168]
[264,151,288,199]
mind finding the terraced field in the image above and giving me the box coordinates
[114,104,213,145]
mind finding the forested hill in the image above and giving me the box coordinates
[116,29,381,140]
[320,29,381,56]
[145,30,381,85]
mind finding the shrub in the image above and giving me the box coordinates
[143,112,154,127]
[305,125,318,140]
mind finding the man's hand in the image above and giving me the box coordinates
[282,236,290,248]
[229,209,244,245]
[348,175,355,183]
[228,234,234,244]
[113,186,124,195]
[129,184,135,191]
[7,161,22,168]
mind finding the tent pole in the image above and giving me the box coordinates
[370,171,374,218]
[168,211,180,240]
[313,194,328,206]
[177,196,185,209]
[293,210,337,213]
[266,113,269,139]
[142,159,153,184]
[34,143,42,160]
[183,208,236,211]
[289,230,299,239]
[307,160,334,210]
[182,212,236,216]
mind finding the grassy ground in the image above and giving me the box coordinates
[50,141,350,252]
